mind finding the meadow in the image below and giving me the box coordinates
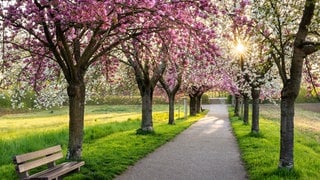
[229,104,320,180]
[2,102,319,179]
[0,104,206,179]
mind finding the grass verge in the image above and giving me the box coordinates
[228,106,320,180]
[0,105,207,180]
[66,112,207,180]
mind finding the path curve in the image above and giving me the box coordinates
[115,104,247,180]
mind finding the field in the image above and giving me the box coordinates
[0,104,205,179]
[230,103,320,179]
[260,103,320,136]
[1,105,143,140]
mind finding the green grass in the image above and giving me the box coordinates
[0,105,169,140]
[0,104,206,180]
[228,106,320,180]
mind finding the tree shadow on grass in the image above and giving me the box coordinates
[244,131,265,139]
[261,168,301,179]
[136,128,156,135]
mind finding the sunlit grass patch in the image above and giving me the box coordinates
[229,106,320,180]
[0,104,206,180]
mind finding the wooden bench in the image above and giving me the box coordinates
[13,145,85,180]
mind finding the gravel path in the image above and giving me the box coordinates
[115,104,247,180]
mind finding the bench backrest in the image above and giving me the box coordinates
[13,145,63,174]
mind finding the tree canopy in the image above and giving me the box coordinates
[1,0,319,169]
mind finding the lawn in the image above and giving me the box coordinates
[0,104,206,179]
[229,104,320,180]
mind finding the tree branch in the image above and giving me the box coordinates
[301,41,320,55]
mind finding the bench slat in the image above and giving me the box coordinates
[15,145,62,163]
[17,152,63,173]
[13,145,84,180]
[27,161,85,180]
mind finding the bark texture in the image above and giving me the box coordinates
[189,86,204,116]
[279,88,295,168]
[189,95,197,116]
[168,94,175,124]
[141,86,154,131]
[135,73,157,132]
[251,88,260,133]
[243,94,249,125]
[66,81,86,160]
[234,95,240,116]
[196,92,203,113]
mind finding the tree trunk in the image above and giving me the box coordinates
[168,94,175,124]
[234,94,240,116]
[196,93,203,114]
[140,86,154,132]
[279,84,295,169]
[159,76,181,125]
[189,95,197,116]
[243,94,249,125]
[67,82,85,160]
[251,88,260,133]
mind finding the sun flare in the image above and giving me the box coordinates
[235,43,246,55]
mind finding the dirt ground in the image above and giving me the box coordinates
[296,103,320,113]
[260,103,320,114]
[260,103,320,139]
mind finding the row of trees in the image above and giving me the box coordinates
[221,0,320,169]
[1,0,319,171]
[0,0,222,160]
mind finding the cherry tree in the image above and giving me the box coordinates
[119,35,167,132]
[252,0,320,169]
[159,23,219,122]
[157,29,198,124]
[244,52,274,133]
[183,59,220,116]
[158,48,183,125]
[1,0,134,160]
[234,35,277,133]
[180,23,221,116]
